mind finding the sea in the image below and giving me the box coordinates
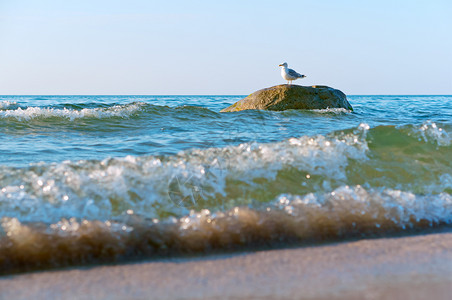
[0,94,451,274]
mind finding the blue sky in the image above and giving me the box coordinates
[0,0,451,95]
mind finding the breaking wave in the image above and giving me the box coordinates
[1,185,451,275]
[0,102,148,121]
[0,122,451,274]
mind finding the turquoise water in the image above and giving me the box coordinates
[1,94,451,274]
[2,95,450,166]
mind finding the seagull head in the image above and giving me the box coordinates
[278,62,288,68]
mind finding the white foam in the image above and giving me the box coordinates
[0,102,146,121]
[0,124,371,222]
[310,107,352,114]
[276,185,452,228]
[417,121,451,146]
[0,100,17,109]
[1,122,449,224]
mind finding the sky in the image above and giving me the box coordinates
[0,0,451,95]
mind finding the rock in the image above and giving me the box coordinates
[220,84,353,112]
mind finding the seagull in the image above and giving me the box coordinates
[278,62,306,85]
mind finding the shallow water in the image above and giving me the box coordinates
[0,94,451,274]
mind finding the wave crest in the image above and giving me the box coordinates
[1,184,451,275]
[0,100,18,110]
[0,102,147,121]
[0,123,450,223]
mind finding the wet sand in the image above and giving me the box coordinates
[1,231,452,300]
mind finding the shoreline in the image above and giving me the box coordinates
[1,230,452,299]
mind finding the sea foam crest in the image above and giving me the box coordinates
[0,124,371,222]
[1,122,450,224]
[1,184,451,275]
[310,107,351,114]
[417,121,451,146]
[276,185,452,229]
[0,102,146,121]
[0,100,18,110]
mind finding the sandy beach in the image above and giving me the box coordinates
[1,230,452,300]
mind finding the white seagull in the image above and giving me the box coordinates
[279,62,306,85]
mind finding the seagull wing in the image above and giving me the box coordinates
[287,68,302,78]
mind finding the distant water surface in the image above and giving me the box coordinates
[0,94,451,274]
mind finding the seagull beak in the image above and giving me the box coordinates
[278,64,283,67]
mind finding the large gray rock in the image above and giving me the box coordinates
[221,84,353,112]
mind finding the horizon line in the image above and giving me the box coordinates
[1,94,452,97]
